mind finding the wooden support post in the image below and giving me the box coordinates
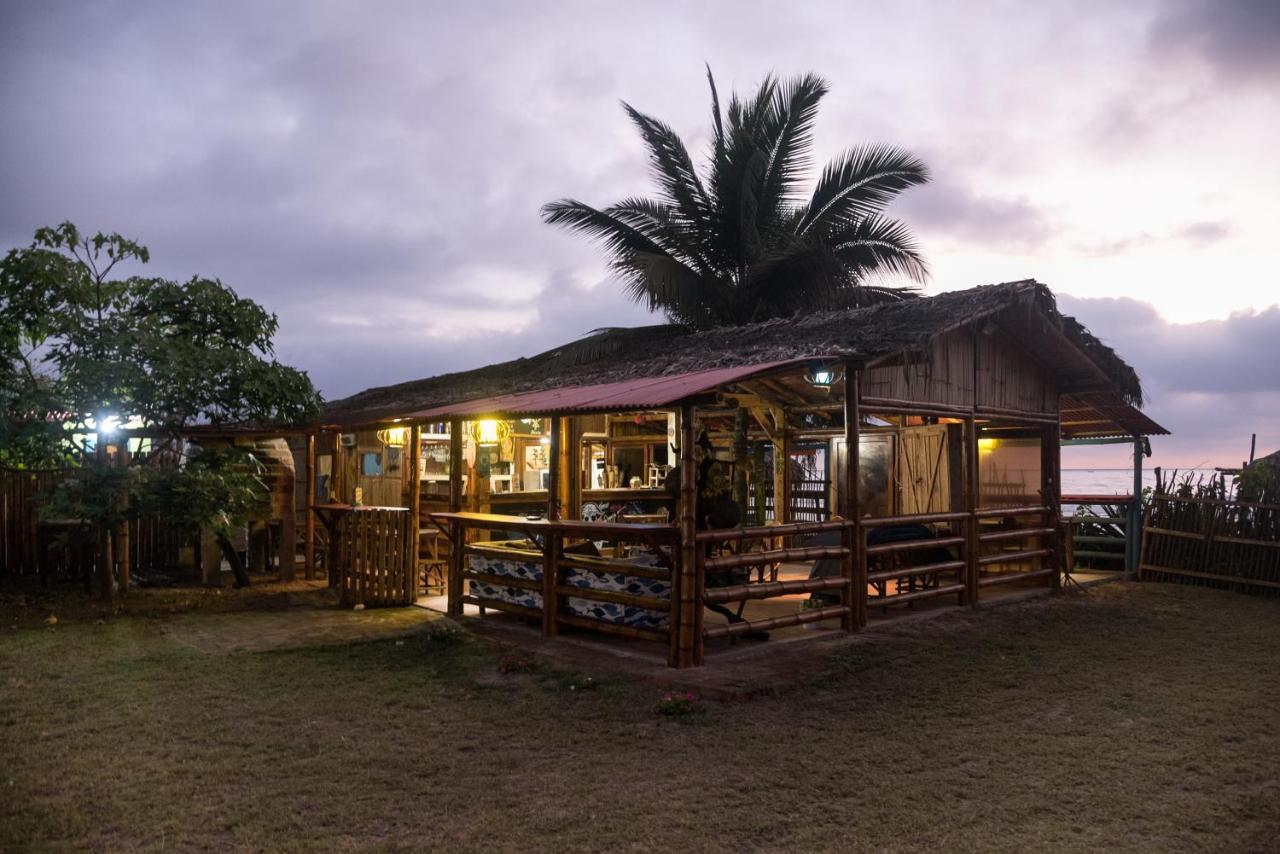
[1042,420,1061,591]
[677,405,699,668]
[304,433,316,579]
[1128,434,1143,578]
[547,416,561,521]
[773,410,790,525]
[407,424,422,596]
[542,530,561,637]
[447,520,464,617]
[558,416,578,520]
[448,419,463,514]
[965,415,980,606]
[841,366,862,631]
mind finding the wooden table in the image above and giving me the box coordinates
[310,504,409,586]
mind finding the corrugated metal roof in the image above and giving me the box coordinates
[395,359,808,422]
[1060,391,1169,439]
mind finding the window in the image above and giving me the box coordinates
[361,452,383,476]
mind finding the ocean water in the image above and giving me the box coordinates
[1062,468,1228,496]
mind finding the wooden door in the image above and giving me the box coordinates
[897,425,962,516]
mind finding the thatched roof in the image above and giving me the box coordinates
[322,280,1144,427]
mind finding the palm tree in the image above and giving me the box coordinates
[541,68,930,329]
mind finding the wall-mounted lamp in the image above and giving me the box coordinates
[377,426,409,447]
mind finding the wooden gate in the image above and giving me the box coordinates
[336,508,416,607]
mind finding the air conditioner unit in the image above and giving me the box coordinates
[339,433,357,447]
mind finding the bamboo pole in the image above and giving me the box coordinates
[964,415,980,606]
[407,425,422,597]
[448,420,463,514]
[677,404,698,668]
[842,365,862,630]
[1042,420,1061,590]
[278,442,296,582]
[547,416,561,521]
[447,419,464,615]
[1128,434,1143,577]
[304,434,316,579]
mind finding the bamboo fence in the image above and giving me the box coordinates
[1140,494,1280,597]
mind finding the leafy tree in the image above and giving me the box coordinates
[1,222,321,596]
[542,68,930,328]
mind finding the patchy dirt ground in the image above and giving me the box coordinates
[1,581,1277,852]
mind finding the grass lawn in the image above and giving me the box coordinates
[2,581,1278,852]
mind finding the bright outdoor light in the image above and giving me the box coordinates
[377,426,408,447]
[805,361,841,389]
[90,414,120,437]
[978,437,998,452]
[473,419,508,445]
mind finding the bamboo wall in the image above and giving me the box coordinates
[861,329,974,407]
[974,332,1057,414]
[860,325,1057,415]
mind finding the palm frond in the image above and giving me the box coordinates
[757,73,828,216]
[606,197,715,275]
[828,214,929,283]
[620,103,711,231]
[706,64,725,169]
[798,145,929,237]
[541,198,675,259]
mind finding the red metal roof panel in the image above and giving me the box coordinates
[399,359,808,421]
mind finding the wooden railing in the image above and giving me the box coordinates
[428,512,682,665]
[861,511,970,614]
[973,504,1059,591]
[430,503,1062,668]
[1061,493,1133,573]
[696,519,852,640]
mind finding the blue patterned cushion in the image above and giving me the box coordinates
[466,544,671,629]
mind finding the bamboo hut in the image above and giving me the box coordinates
[308,280,1168,667]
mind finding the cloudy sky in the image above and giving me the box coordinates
[2,0,1277,468]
